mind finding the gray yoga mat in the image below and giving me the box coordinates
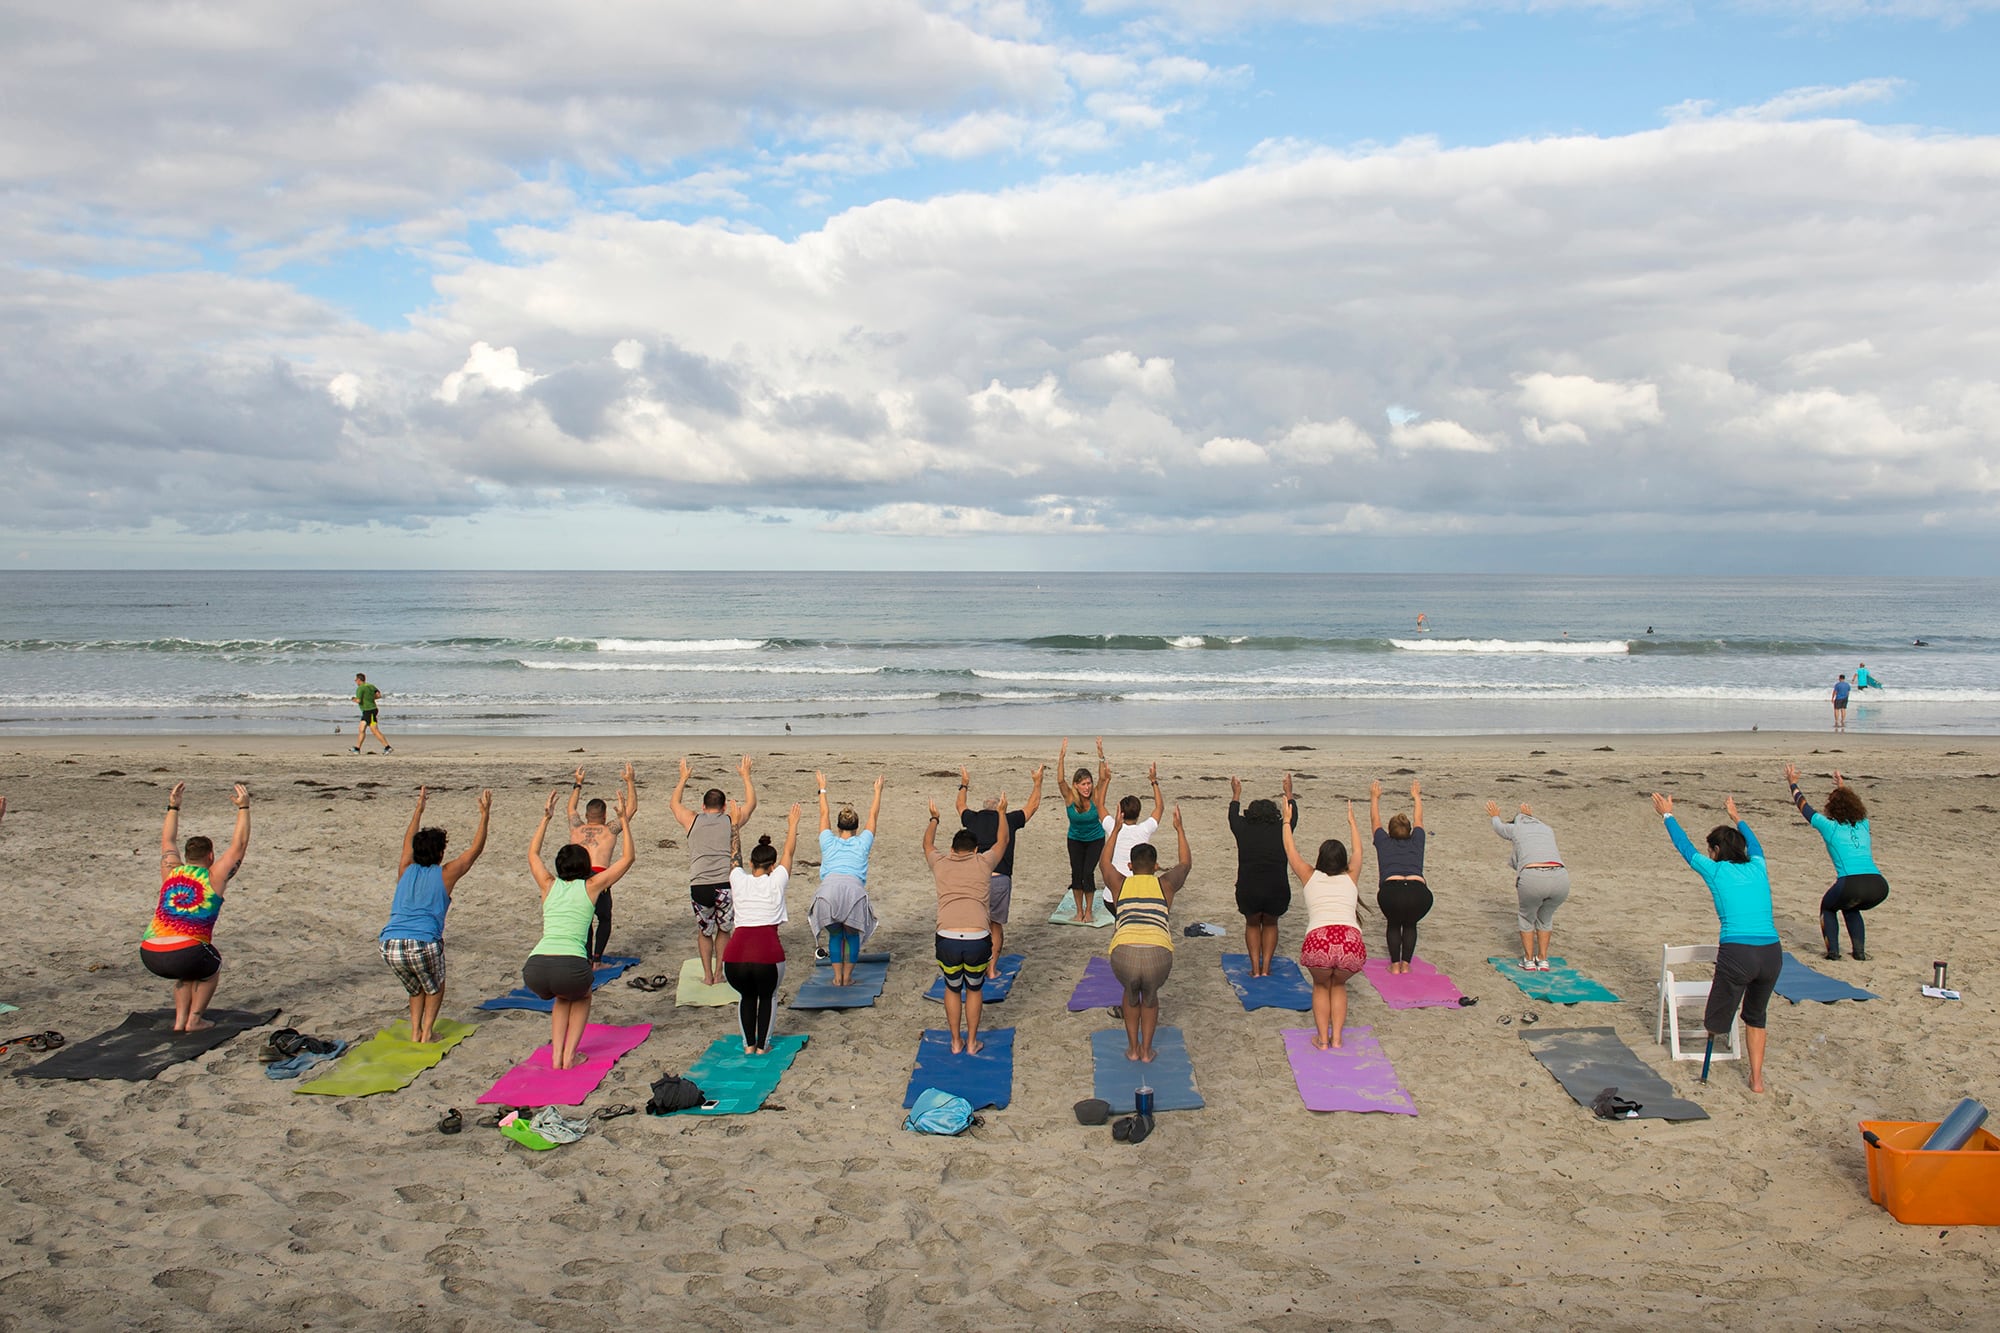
[1517,1026,1709,1122]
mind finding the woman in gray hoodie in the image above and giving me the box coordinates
[1486,801,1568,972]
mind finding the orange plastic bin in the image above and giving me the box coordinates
[1858,1120,2000,1226]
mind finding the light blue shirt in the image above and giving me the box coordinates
[1664,816,1779,946]
[380,863,449,943]
[1810,814,1879,878]
[819,829,874,884]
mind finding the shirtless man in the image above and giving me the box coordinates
[670,756,757,986]
[143,782,251,1032]
[568,763,637,962]
[351,673,391,753]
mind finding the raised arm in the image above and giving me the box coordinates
[1022,764,1045,821]
[1146,762,1164,823]
[955,766,970,816]
[866,775,884,833]
[400,786,428,875]
[1729,796,1765,860]
[1278,796,1314,883]
[586,788,639,894]
[923,798,940,857]
[732,754,757,828]
[1486,800,1516,840]
[621,761,638,818]
[1369,779,1383,833]
[1094,738,1110,816]
[816,769,831,834]
[567,766,585,828]
[1055,739,1075,805]
[669,757,696,832]
[1099,830,1126,898]
[1160,804,1192,904]
[1783,762,1818,821]
[161,781,185,874]
[1346,800,1364,882]
[214,785,251,883]
[528,788,558,892]
[1411,779,1423,830]
[987,793,1012,866]
[779,803,803,872]
[1651,792,1705,870]
[443,789,492,888]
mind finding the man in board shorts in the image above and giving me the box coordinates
[671,755,756,986]
[925,793,1011,1055]
[352,673,391,753]
[956,763,1044,978]
[568,763,636,962]
[1831,674,1850,733]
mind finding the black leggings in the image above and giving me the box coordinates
[1376,879,1435,965]
[1820,874,1889,955]
[1067,837,1104,894]
[590,888,613,962]
[722,961,782,1048]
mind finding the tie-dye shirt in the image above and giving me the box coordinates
[144,864,223,946]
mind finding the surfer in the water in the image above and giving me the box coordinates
[1855,663,1879,691]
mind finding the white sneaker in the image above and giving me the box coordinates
[1536,959,1552,971]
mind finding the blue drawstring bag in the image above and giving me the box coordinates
[903,1088,975,1135]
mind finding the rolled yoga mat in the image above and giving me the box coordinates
[923,953,1024,1004]
[476,1022,652,1106]
[1281,1026,1418,1116]
[790,953,891,1010]
[1090,1025,1204,1112]
[1049,895,1115,927]
[670,1033,809,1115]
[1220,954,1312,1011]
[1360,957,1466,1009]
[903,1027,1014,1110]
[477,955,639,1012]
[675,958,739,1007]
[1067,955,1124,1011]
[21,1008,280,1082]
[1487,957,1620,1004]
[297,1018,475,1097]
[1518,1025,1709,1122]
[1774,952,1879,1004]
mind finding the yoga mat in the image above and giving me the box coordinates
[1281,1026,1418,1116]
[1360,957,1466,1009]
[1774,952,1880,1004]
[923,953,1024,1004]
[20,1008,279,1082]
[1090,1025,1204,1111]
[477,955,638,1012]
[0,1003,16,1016]
[1488,957,1620,1004]
[790,953,891,1010]
[676,958,739,1007]
[673,1033,810,1115]
[1049,895,1114,927]
[297,1019,475,1097]
[476,1022,651,1106]
[1518,1026,1709,1122]
[1220,954,1312,1011]
[903,1026,1014,1110]
[1068,955,1124,1011]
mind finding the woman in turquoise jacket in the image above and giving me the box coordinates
[1783,764,1889,962]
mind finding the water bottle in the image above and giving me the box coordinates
[1920,1098,1989,1151]
[1134,1085,1155,1117]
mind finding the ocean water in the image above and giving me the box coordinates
[1,571,1994,736]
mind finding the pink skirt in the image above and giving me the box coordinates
[1301,924,1366,973]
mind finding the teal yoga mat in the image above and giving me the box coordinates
[673,1033,809,1115]
[1488,957,1619,1004]
[1090,1025,1203,1112]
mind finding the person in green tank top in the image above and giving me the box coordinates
[526,785,639,1070]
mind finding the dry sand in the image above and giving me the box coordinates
[1,732,1996,1331]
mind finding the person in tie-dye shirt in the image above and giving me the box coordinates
[143,782,251,1032]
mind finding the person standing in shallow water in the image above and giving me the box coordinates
[143,782,251,1033]
[1831,674,1850,732]
[351,673,390,753]
[568,763,636,962]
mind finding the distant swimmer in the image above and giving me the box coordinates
[1646,626,1654,635]
[1415,612,1428,634]
[1854,663,1880,691]
[1913,638,1928,647]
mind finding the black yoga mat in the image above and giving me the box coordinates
[19,1008,280,1082]
[1517,1025,1710,1122]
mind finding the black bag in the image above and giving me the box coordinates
[647,1073,707,1114]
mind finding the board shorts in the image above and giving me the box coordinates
[690,882,734,937]
[935,934,993,993]
[360,709,379,724]
[987,873,1014,925]
[380,938,446,996]
[1300,924,1366,973]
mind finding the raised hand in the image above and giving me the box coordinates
[573,765,585,785]
[814,769,827,790]
[874,774,886,793]
[1410,779,1421,798]
[232,784,250,809]
[678,757,691,783]
[738,755,753,776]
[169,781,186,807]
[1833,769,1845,788]
[1725,795,1740,821]
[477,789,493,813]
[1370,779,1383,798]
[1030,764,1045,785]
[1283,772,1295,799]
[960,765,970,789]
[1230,775,1242,801]
[622,761,635,784]
[1519,803,1533,816]
[415,785,429,807]
[1484,800,1501,818]
[617,790,638,822]
[1650,792,1673,816]
[543,789,560,817]
[1094,737,1104,758]
[788,802,802,824]
[1783,762,1800,784]
[997,792,1009,812]
[1170,803,1184,831]
[1147,761,1158,782]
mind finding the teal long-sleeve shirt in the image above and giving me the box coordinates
[1664,815,1779,946]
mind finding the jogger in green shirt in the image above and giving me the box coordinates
[352,673,391,753]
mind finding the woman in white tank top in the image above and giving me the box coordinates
[1278,775,1367,1050]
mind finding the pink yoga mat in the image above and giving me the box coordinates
[476,1022,652,1106]
[1360,957,1465,1009]
[1281,1026,1417,1115]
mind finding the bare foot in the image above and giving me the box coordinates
[1749,1076,1767,1093]
[1330,1037,1344,1049]
[184,1017,215,1033]
[1140,1047,1156,1063]
[951,1036,965,1054]
[966,1038,985,1056]
[1312,1035,1329,1051]
[1126,1048,1141,1061]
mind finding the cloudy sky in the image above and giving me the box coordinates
[5,0,1999,572]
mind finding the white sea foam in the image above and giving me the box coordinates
[593,638,766,653]
[517,659,876,675]
[1390,638,1630,654]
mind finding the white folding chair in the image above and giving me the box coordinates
[1656,943,1742,1062]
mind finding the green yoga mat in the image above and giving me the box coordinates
[296,1018,476,1097]
[0,1002,16,1016]
[1488,957,1620,1004]
[671,1033,809,1115]
[676,958,739,1007]
[1049,894,1114,927]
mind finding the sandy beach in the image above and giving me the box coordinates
[2,731,1996,1331]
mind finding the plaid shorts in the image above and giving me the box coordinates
[380,938,447,996]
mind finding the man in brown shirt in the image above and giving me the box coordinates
[924,793,1011,1054]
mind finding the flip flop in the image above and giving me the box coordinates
[437,1108,463,1135]
[1457,996,1479,1007]
[1126,1113,1154,1145]
[1112,1117,1135,1142]
[1520,1013,1539,1025]
[23,1031,64,1052]
[591,1104,635,1121]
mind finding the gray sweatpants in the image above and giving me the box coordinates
[1515,866,1571,932]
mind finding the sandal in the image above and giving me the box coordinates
[591,1103,636,1121]
[266,1027,304,1060]
[438,1109,463,1135]
[628,975,669,993]
[1520,1013,1539,1025]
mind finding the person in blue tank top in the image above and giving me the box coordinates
[379,786,491,1043]
[1784,763,1890,962]
[1652,790,1780,1094]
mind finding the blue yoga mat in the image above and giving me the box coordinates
[673,1033,809,1116]
[922,953,1024,1004]
[791,952,891,1010]
[1090,1025,1204,1112]
[903,1027,1014,1110]
[477,955,638,1012]
[1774,952,1879,1004]
[1220,954,1312,1011]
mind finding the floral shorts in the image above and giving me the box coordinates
[690,883,735,938]
[1300,924,1366,973]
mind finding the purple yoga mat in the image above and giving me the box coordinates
[1067,955,1123,1011]
[1360,957,1465,1009]
[1281,1026,1417,1115]
[476,1022,652,1106]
